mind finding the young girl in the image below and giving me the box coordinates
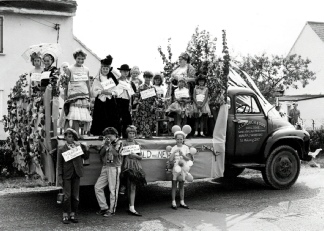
[166,77,192,127]
[133,71,157,138]
[192,75,211,136]
[169,130,193,209]
[153,73,164,97]
[121,125,146,216]
[65,49,92,134]
[41,53,60,92]
[29,52,43,95]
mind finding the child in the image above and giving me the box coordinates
[95,127,123,217]
[133,71,157,138]
[29,52,43,95]
[166,77,192,127]
[65,49,92,134]
[169,129,193,209]
[116,64,136,138]
[121,125,146,216]
[57,128,89,224]
[153,73,164,97]
[192,75,211,136]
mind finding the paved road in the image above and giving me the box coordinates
[0,166,323,231]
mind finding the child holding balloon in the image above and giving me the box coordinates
[167,125,195,210]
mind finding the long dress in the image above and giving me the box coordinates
[90,69,120,136]
[133,84,157,137]
[65,65,92,131]
[121,139,147,186]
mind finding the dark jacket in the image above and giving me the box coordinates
[57,143,90,179]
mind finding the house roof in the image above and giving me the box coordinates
[279,94,324,102]
[0,0,77,16]
[307,21,324,42]
[73,36,101,61]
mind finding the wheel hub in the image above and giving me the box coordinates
[276,157,292,178]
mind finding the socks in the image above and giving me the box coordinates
[180,200,186,206]
[172,200,176,206]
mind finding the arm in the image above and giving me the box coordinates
[80,144,90,160]
[193,88,198,105]
[201,88,209,107]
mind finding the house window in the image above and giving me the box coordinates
[0,16,3,53]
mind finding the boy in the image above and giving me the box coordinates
[95,127,123,217]
[57,128,89,224]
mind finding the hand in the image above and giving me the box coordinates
[58,175,63,187]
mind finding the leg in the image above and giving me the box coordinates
[171,180,177,206]
[129,181,136,207]
[63,178,72,217]
[70,174,80,215]
[94,167,109,210]
[107,167,120,214]
[72,120,80,135]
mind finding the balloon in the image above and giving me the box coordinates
[172,125,181,134]
[185,173,194,182]
[187,160,193,167]
[177,174,185,181]
[182,125,192,134]
[174,165,181,173]
[166,145,172,152]
[178,159,185,167]
[182,164,190,172]
[190,147,197,155]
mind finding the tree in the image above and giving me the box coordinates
[235,54,316,103]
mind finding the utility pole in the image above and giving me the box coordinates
[54,24,60,67]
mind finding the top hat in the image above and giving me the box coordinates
[117,64,131,71]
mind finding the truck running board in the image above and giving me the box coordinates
[232,163,265,168]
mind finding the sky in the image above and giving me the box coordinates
[73,0,324,73]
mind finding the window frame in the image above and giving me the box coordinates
[235,94,263,115]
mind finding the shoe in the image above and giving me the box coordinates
[119,186,126,195]
[96,209,108,216]
[128,210,142,216]
[171,205,177,210]
[62,216,70,224]
[103,211,115,217]
[194,131,198,137]
[70,215,78,223]
[180,204,189,209]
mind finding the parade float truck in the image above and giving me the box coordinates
[51,86,310,190]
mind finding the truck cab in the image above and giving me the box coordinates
[224,86,310,189]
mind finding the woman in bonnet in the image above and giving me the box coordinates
[90,55,121,136]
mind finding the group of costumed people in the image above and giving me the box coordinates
[28,49,222,138]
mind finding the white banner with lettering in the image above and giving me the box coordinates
[62,145,84,162]
[41,71,51,80]
[101,79,116,90]
[175,90,189,99]
[73,72,88,82]
[31,73,42,82]
[196,94,205,102]
[140,88,156,99]
[121,145,140,156]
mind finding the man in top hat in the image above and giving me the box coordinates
[57,128,89,224]
[288,102,301,125]
[115,64,136,137]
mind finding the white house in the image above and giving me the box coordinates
[0,0,101,139]
[280,21,324,130]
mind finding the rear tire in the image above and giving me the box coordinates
[263,145,300,189]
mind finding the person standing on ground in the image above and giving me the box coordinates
[289,102,301,125]
[95,127,123,217]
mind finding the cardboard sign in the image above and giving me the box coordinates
[41,71,51,80]
[31,73,42,82]
[115,81,134,96]
[121,145,140,156]
[73,72,88,81]
[101,79,116,90]
[140,88,156,99]
[62,145,84,162]
[196,94,205,102]
[175,90,189,99]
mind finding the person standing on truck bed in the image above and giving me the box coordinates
[95,127,123,217]
[288,102,301,125]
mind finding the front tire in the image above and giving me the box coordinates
[263,145,300,189]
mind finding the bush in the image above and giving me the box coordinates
[0,140,23,178]
[308,130,324,152]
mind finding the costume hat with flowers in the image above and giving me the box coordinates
[64,128,79,141]
[101,55,113,66]
[117,64,131,71]
[195,74,207,85]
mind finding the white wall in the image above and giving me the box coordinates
[285,24,324,95]
[0,12,100,139]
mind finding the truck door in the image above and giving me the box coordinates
[233,94,268,162]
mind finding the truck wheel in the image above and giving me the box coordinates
[223,165,245,178]
[263,145,300,189]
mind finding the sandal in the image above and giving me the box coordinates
[127,210,142,216]
[70,215,78,223]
